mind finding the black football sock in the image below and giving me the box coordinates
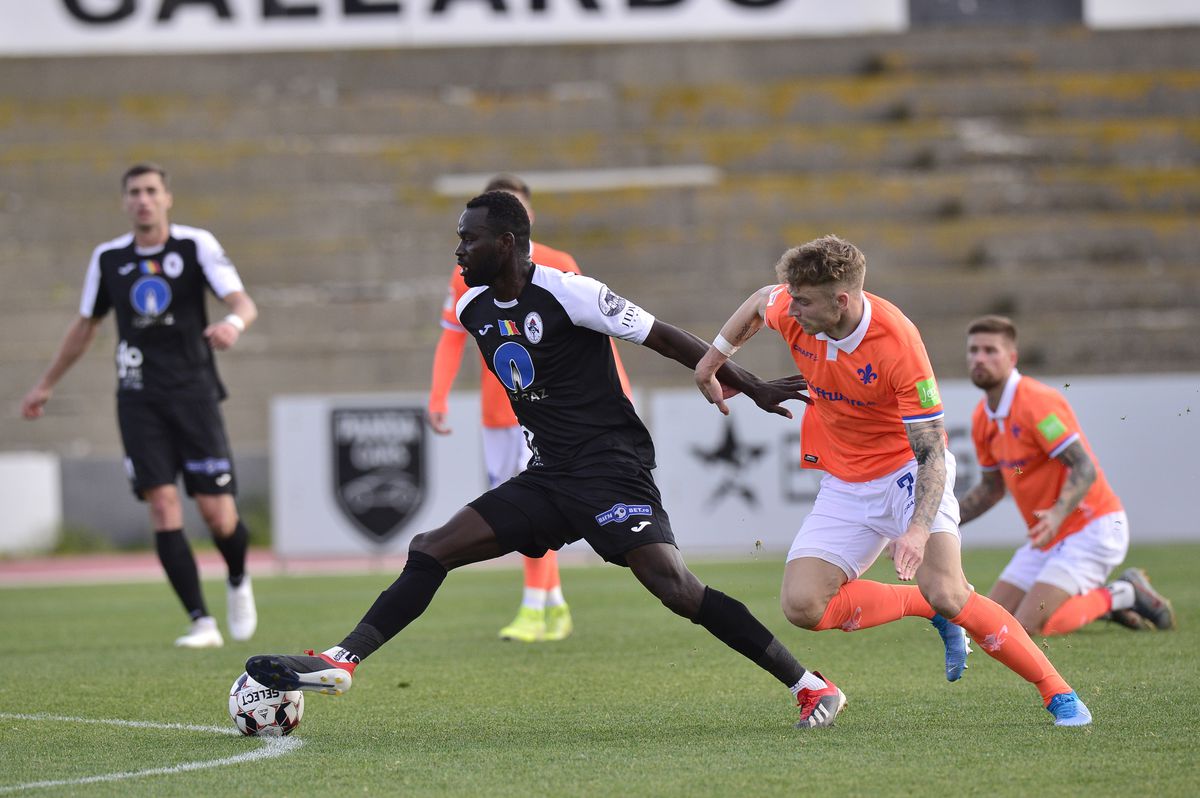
[213,520,249,586]
[336,550,448,661]
[155,529,208,620]
[693,586,807,688]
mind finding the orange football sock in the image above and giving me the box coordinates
[950,592,1071,704]
[523,551,558,590]
[1042,587,1113,636]
[813,580,935,632]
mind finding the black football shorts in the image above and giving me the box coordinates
[117,396,237,498]
[468,462,676,566]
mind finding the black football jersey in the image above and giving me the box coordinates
[79,224,244,399]
[457,264,657,471]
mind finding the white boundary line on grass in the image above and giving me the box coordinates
[0,712,303,794]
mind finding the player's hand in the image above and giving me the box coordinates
[886,524,930,581]
[694,356,731,415]
[427,410,452,435]
[745,374,811,419]
[20,384,52,420]
[1029,506,1064,550]
[204,320,240,351]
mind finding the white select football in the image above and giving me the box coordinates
[228,671,304,737]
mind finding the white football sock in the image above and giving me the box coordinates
[1107,580,1135,611]
[545,586,566,608]
[521,587,548,611]
[791,671,828,696]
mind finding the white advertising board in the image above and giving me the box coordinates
[651,374,1200,554]
[0,0,906,56]
[271,391,492,556]
[272,375,1197,558]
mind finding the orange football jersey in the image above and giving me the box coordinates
[764,289,944,482]
[971,371,1122,547]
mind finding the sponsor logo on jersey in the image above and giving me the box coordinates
[477,324,493,335]
[118,262,137,276]
[791,343,818,362]
[215,473,232,487]
[916,377,941,409]
[499,320,521,336]
[630,521,652,533]
[493,341,536,392]
[804,453,819,463]
[116,340,144,389]
[163,251,184,278]
[130,276,172,318]
[523,312,543,344]
[331,407,426,544]
[1037,413,1068,442]
[767,285,787,306]
[599,287,627,317]
[808,381,878,408]
[595,503,653,526]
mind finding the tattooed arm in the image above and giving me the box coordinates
[958,469,1006,525]
[888,418,948,581]
[1028,439,1097,549]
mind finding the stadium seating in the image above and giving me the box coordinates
[2,25,1197,460]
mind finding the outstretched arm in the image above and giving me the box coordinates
[693,286,809,416]
[21,316,102,419]
[642,313,805,419]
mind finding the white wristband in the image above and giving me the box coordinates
[223,313,246,333]
[713,334,740,357]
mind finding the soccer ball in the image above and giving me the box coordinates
[228,672,304,737]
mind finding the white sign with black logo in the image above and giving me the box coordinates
[331,407,426,545]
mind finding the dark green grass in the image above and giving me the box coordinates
[2,545,1197,797]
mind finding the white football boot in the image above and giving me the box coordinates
[175,615,224,648]
[227,576,258,642]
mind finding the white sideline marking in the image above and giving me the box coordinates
[0,712,302,794]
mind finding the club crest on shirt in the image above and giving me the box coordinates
[523,312,543,344]
[163,251,184,279]
[331,407,426,544]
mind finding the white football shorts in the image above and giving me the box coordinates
[996,510,1129,595]
[481,425,530,489]
[787,452,961,580]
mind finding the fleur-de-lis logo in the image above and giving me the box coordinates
[857,363,878,385]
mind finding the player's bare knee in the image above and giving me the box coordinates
[920,578,970,618]
[780,593,825,629]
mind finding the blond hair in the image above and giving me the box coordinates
[775,234,865,291]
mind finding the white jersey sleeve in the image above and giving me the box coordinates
[533,268,656,344]
[78,233,131,318]
[176,224,244,298]
[78,245,105,318]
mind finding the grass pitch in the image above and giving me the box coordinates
[1,544,1197,797]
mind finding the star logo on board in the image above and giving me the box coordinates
[690,418,767,507]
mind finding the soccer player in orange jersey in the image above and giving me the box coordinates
[960,315,1175,636]
[428,174,632,643]
[694,235,1092,727]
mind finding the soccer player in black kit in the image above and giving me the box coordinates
[247,191,845,728]
[21,163,259,649]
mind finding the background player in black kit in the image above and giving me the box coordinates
[21,163,260,649]
[247,191,848,729]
